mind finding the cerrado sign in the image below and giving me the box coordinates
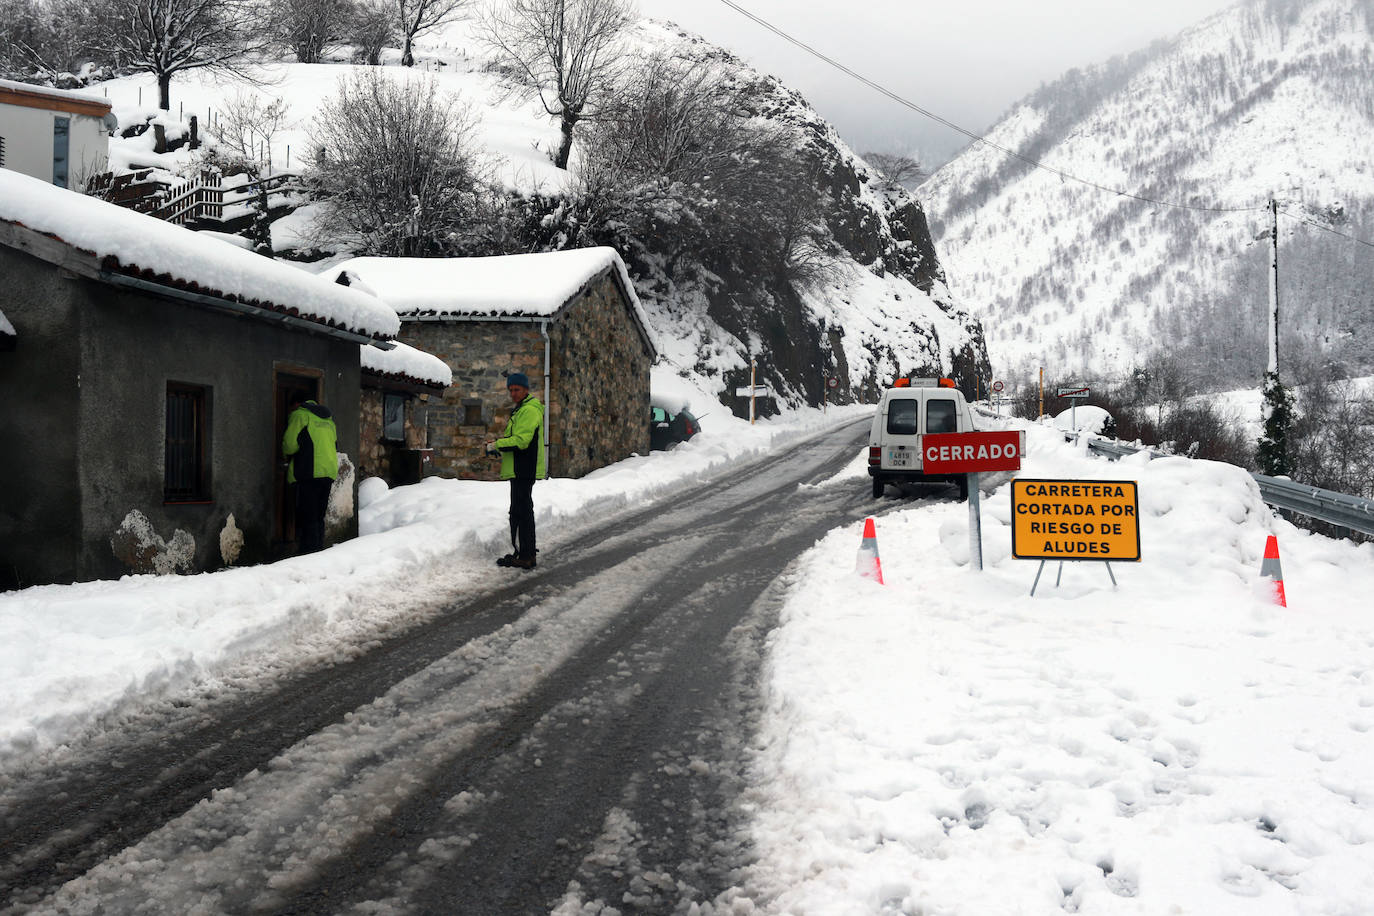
[1011,478,1141,561]
[922,430,1023,474]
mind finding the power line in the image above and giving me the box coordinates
[715,0,1265,216]
[1277,208,1374,250]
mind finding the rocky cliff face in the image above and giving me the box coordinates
[627,23,990,411]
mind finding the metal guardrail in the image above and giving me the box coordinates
[1079,435,1374,537]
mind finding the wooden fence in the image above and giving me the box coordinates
[87,169,301,229]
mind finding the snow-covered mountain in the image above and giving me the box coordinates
[75,19,989,410]
[922,0,1374,388]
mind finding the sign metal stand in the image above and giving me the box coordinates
[1030,559,1118,596]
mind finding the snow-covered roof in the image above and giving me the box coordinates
[361,339,452,390]
[327,248,656,355]
[0,78,112,114]
[0,170,398,342]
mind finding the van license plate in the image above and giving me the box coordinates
[888,449,911,467]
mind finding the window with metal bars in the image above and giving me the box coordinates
[0,134,6,168]
[165,382,211,502]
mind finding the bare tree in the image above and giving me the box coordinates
[307,70,490,255]
[0,0,105,78]
[84,0,275,110]
[350,0,396,64]
[272,0,354,63]
[863,151,926,188]
[396,0,470,66]
[480,0,634,169]
[577,52,834,286]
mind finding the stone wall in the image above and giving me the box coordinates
[359,386,431,484]
[398,322,544,480]
[548,274,653,478]
[398,269,653,481]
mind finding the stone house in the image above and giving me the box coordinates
[0,78,115,188]
[358,339,452,485]
[0,169,398,588]
[328,249,658,480]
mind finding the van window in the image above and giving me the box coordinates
[926,398,958,434]
[886,399,919,435]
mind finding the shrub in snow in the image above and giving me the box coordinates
[305,70,489,256]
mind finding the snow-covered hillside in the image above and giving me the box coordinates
[922,0,1374,387]
[81,18,989,410]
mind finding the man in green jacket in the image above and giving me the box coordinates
[282,392,338,554]
[486,372,545,569]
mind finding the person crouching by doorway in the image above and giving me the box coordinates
[283,392,338,554]
[486,372,545,569]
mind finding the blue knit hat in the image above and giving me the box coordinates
[506,372,530,389]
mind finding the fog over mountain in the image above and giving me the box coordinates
[922,0,1374,390]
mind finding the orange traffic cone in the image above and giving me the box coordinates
[856,517,884,584]
[1260,535,1286,607]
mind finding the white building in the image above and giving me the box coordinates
[0,79,115,189]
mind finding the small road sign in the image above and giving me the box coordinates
[1057,387,1090,399]
[735,386,770,397]
[921,430,1023,474]
[992,380,1004,393]
[826,377,839,389]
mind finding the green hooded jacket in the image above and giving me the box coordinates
[496,395,546,480]
[283,400,339,484]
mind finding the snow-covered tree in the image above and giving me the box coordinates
[577,53,833,286]
[84,0,274,110]
[395,0,470,67]
[479,0,633,169]
[271,0,354,63]
[306,70,488,256]
[862,151,926,189]
[349,0,396,65]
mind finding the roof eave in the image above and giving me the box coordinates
[0,217,394,347]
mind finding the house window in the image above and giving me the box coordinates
[52,117,70,188]
[165,382,211,502]
[382,392,405,442]
[463,400,483,426]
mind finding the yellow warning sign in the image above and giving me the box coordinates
[1011,478,1141,561]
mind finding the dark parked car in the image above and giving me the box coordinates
[650,406,702,450]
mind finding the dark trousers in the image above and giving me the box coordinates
[296,477,332,554]
[509,478,536,560]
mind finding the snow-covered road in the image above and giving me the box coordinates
[1,420,887,914]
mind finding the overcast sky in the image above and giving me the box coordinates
[637,0,1240,168]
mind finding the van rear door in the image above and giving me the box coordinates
[924,396,961,435]
[881,394,922,471]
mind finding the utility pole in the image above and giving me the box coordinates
[1268,197,1280,378]
[1257,196,1293,477]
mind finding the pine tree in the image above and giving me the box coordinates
[1256,370,1294,476]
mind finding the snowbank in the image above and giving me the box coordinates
[741,419,1374,915]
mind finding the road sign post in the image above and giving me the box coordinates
[922,430,1025,572]
[735,359,770,425]
[1056,386,1090,431]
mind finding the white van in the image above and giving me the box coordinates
[868,378,977,499]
